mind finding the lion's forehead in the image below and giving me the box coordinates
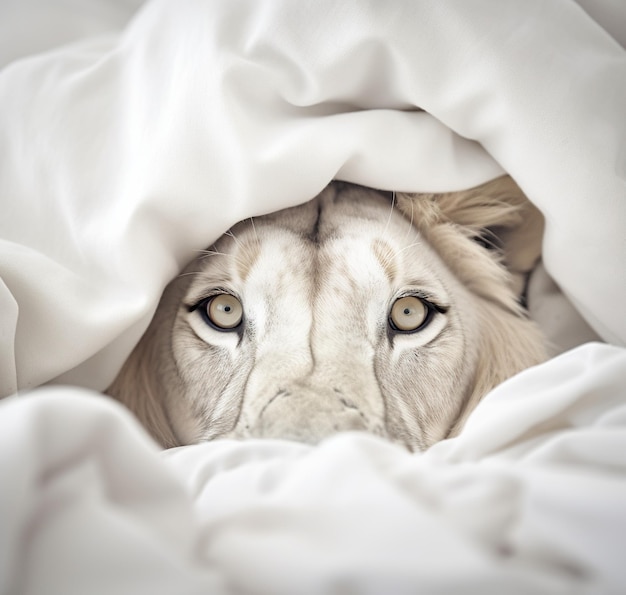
[235,231,394,318]
[229,190,423,286]
[233,227,403,298]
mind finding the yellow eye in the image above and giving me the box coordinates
[389,296,428,332]
[206,294,243,330]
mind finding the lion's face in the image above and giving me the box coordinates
[109,180,546,451]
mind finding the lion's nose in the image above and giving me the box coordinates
[248,384,375,443]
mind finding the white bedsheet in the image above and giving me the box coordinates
[0,0,625,397]
[1,1,626,594]
[2,343,625,594]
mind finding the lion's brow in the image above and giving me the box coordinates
[371,238,398,284]
[234,238,262,282]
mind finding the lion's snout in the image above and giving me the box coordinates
[245,383,376,443]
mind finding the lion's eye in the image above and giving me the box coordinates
[389,296,429,332]
[205,294,243,330]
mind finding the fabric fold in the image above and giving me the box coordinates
[0,0,624,394]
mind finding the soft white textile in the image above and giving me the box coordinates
[0,0,145,69]
[1,3,626,594]
[2,343,625,594]
[0,0,625,398]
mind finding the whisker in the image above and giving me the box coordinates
[382,191,397,238]
[175,270,207,280]
[393,240,423,258]
[196,250,238,263]
[249,217,259,247]
[224,229,244,249]
[200,250,227,256]
[403,197,416,244]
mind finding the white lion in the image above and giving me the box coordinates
[108,177,546,450]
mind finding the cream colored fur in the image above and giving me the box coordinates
[107,176,546,450]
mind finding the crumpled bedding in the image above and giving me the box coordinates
[2,343,625,594]
[1,1,625,593]
[1,0,625,397]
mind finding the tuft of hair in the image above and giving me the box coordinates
[395,175,542,315]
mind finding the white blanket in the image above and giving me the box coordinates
[1,0,625,396]
[2,343,625,594]
[1,1,626,594]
